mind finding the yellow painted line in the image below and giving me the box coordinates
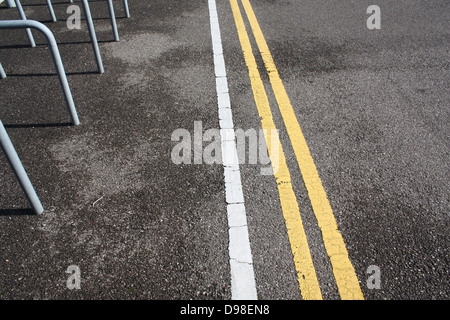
[230,0,322,300]
[240,0,364,300]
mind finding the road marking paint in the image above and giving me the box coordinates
[208,0,258,300]
[230,0,322,300]
[240,0,364,300]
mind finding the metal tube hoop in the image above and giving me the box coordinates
[0,20,80,126]
[0,120,44,215]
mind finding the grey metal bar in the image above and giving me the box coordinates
[80,0,104,74]
[0,20,80,126]
[0,62,6,79]
[123,0,130,18]
[0,120,44,215]
[106,0,119,41]
[46,0,57,22]
[68,1,123,40]
[6,0,16,7]
[39,0,104,74]
[14,0,36,47]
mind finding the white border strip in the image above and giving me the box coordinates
[208,0,257,300]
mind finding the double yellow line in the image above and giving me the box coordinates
[230,0,364,300]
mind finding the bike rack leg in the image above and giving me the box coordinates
[46,0,57,22]
[6,0,16,7]
[123,0,130,18]
[80,0,104,74]
[0,62,6,79]
[0,20,80,126]
[106,0,119,41]
[14,0,36,47]
[0,120,44,215]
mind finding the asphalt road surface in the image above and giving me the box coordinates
[0,0,448,301]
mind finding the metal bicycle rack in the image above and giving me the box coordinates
[0,19,80,125]
[68,0,130,19]
[5,0,130,19]
[7,0,104,73]
[0,1,132,214]
[49,0,131,42]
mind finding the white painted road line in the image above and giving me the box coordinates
[208,0,258,300]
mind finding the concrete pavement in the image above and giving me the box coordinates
[0,0,448,300]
